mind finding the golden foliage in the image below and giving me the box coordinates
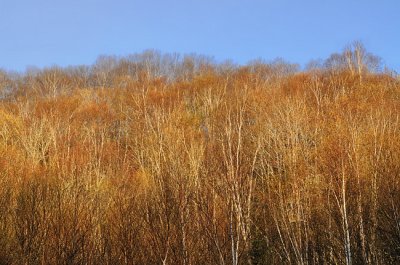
[0,57,399,264]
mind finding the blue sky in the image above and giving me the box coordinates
[1,0,399,72]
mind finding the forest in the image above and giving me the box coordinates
[0,42,399,264]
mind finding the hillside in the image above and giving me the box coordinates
[0,46,399,264]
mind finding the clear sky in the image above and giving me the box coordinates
[1,0,399,72]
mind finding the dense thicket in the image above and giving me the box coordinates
[0,45,399,264]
